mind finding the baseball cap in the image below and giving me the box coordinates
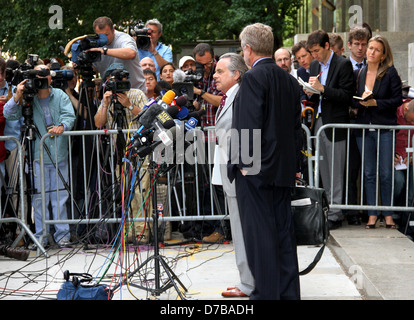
[179,56,195,69]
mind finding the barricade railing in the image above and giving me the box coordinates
[314,123,414,216]
[0,136,48,257]
[29,122,414,246]
[38,127,234,245]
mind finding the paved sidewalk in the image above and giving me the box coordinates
[3,223,414,301]
[0,231,361,300]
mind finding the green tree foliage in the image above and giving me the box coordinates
[0,0,302,62]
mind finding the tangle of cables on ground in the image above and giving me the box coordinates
[0,129,232,300]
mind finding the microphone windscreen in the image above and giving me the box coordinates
[173,69,186,83]
[163,119,176,129]
[139,104,163,128]
[186,111,201,122]
[162,90,176,105]
[158,80,172,90]
[174,95,188,107]
[177,107,189,120]
[167,105,180,118]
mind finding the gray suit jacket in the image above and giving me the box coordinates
[214,83,239,197]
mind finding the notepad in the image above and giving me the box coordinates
[298,77,321,95]
[353,92,374,101]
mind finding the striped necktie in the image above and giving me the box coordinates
[216,94,227,119]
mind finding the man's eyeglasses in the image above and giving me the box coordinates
[201,60,214,68]
[276,58,291,63]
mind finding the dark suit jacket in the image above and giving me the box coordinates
[297,67,310,103]
[309,53,354,141]
[353,65,402,128]
[228,58,302,187]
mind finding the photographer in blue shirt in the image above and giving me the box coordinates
[138,19,173,80]
[4,64,76,249]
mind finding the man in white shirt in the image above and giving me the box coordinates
[347,27,370,71]
[213,52,253,298]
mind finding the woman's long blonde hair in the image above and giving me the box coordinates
[369,35,394,80]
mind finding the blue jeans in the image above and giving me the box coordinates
[356,130,394,217]
[33,160,70,244]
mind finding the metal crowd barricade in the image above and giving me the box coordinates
[0,136,48,257]
[314,123,414,217]
[301,124,314,187]
[38,127,234,245]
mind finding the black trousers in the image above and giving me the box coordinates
[235,170,300,300]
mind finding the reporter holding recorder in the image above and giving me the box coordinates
[352,35,402,229]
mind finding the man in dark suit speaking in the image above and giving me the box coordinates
[306,30,354,230]
[228,23,302,300]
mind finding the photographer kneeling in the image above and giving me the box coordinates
[4,64,76,249]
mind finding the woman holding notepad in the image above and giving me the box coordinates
[352,35,403,229]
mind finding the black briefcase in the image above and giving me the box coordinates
[291,179,330,275]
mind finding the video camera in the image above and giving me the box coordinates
[183,62,204,83]
[171,62,204,103]
[49,58,74,90]
[70,33,108,66]
[128,20,151,50]
[6,54,49,93]
[105,69,131,93]
[5,54,50,123]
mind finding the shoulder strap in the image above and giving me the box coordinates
[299,244,326,276]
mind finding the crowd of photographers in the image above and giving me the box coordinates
[2,15,414,261]
[0,15,226,254]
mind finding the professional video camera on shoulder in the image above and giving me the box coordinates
[66,33,108,66]
[49,58,74,90]
[105,69,131,93]
[128,20,151,50]
[183,62,204,83]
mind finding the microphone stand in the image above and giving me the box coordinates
[112,159,187,299]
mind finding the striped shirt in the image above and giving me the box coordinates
[96,89,148,130]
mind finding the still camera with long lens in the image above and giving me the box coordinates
[128,20,151,50]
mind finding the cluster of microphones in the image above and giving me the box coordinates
[127,90,206,158]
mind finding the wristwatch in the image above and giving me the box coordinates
[199,90,206,97]
[128,105,134,111]
[103,47,108,55]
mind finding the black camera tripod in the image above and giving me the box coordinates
[112,161,188,299]
[0,95,49,256]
